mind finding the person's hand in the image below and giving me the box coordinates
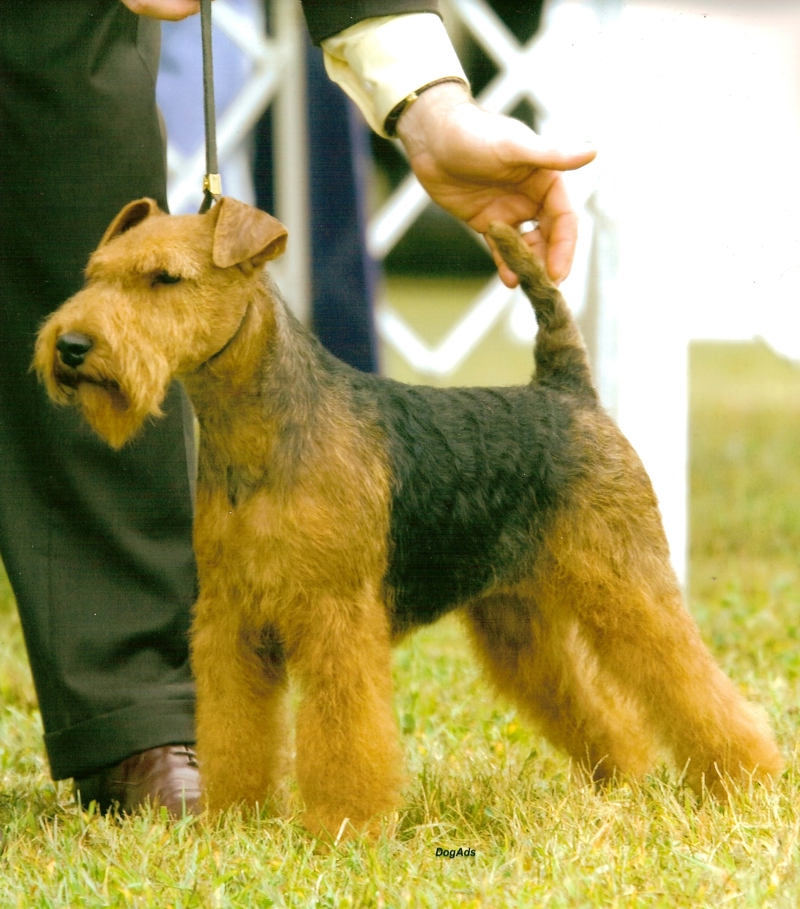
[396,82,596,287]
[120,0,201,21]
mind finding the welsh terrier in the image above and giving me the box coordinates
[34,197,783,837]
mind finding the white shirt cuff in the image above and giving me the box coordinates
[321,13,469,138]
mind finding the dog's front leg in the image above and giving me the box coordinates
[191,593,292,813]
[289,592,405,840]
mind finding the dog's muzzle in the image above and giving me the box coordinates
[56,332,93,368]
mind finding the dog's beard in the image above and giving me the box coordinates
[72,380,143,449]
[40,343,172,449]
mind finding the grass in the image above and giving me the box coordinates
[1,338,800,906]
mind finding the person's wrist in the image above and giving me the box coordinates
[385,78,469,138]
[395,81,473,157]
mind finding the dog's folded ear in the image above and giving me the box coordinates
[211,197,288,272]
[99,198,163,247]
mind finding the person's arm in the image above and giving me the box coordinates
[301,1,440,44]
[320,13,595,285]
[320,13,466,138]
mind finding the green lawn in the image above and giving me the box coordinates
[0,338,799,907]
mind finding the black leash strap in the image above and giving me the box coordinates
[199,0,222,213]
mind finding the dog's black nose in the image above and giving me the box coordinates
[56,332,93,368]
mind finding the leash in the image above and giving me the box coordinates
[198,0,222,213]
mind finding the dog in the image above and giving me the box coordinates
[34,197,783,837]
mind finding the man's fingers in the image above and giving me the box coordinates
[121,0,201,20]
[495,115,596,174]
[537,178,581,284]
[543,147,596,173]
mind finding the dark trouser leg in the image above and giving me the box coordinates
[0,1,197,780]
[306,43,379,374]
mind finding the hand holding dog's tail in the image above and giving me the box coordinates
[487,222,597,404]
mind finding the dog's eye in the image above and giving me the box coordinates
[151,271,182,286]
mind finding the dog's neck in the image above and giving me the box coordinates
[182,275,335,503]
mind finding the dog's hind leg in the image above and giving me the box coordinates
[464,593,656,783]
[539,485,784,794]
[192,595,292,813]
[288,591,405,840]
[569,574,783,794]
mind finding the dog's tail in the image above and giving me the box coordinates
[487,222,597,403]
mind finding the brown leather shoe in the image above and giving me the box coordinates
[74,745,202,817]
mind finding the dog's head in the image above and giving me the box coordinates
[33,197,287,448]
